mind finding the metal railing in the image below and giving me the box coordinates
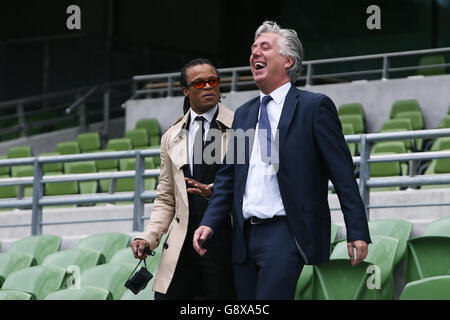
[0,149,159,235]
[130,47,450,99]
[0,79,132,142]
[2,129,450,235]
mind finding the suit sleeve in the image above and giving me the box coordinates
[135,133,176,250]
[313,95,371,244]
[200,124,237,232]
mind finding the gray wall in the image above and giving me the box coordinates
[125,74,450,133]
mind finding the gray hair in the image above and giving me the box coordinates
[254,20,304,82]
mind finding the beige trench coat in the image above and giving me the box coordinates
[135,103,234,294]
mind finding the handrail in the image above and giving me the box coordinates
[130,47,450,98]
[2,128,450,235]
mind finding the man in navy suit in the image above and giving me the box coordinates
[193,20,371,299]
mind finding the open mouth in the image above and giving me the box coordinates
[254,62,267,70]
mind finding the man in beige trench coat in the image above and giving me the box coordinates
[130,58,235,300]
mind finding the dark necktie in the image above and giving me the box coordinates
[258,95,273,164]
[193,115,206,178]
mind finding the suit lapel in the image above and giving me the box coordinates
[277,86,300,154]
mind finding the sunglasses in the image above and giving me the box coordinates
[186,77,220,89]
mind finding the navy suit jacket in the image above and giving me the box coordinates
[201,85,371,265]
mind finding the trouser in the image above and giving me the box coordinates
[233,217,305,300]
[155,231,235,300]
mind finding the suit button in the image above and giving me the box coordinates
[176,217,180,223]
[164,243,169,249]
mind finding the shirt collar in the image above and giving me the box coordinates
[260,81,292,105]
[189,104,218,127]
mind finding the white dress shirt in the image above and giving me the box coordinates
[242,81,292,220]
[188,105,218,176]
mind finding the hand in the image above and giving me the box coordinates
[193,225,213,256]
[130,239,151,260]
[185,178,213,198]
[347,240,368,266]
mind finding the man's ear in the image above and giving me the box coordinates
[285,56,294,70]
[182,87,189,97]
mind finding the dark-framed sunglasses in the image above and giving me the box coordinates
[186,77,220,89]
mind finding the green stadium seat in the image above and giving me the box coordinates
[417,54,447,77]
[8,146,33,179]
[368,219,413,267]
[45,285,113,300]
[338,115,364,134]
[1,265,66,300]
[372,141,409,176]
[422,149,450,189]
[42,248,105,274]
[125,128,150,149]
[422,216,450,237]
[39,152,76,200]
[394,111,424,130]
[95,150,119,193]
[399,275,450,300]
[106,138,132,151]
[370,152,401,191]
[80,263,135,300]
[8,234,62,265]
[404,217,450,284]
[295,224,340,300]
[116,158,157,197]
[381,119,414,151]
[0,252,36,287]
[338,103,365,119]
[389,100,422,119]
[135,118,161,146]
[7,146,32,159]
[76,232,130,263]
[0,289,35,300]
[66,161,98,195]
[12,165,34,198]
[55,141,81,155]
[311,235,398,300]
[438,115,450,129]
[77,132,101,153]
[0,155,15,200]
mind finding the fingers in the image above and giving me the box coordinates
[347,242,355,264]
[131,240,149,260]
[185,178,206,191]
[193,226,212,256]
[348,240,368,266]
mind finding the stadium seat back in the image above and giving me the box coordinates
[423,216,450,237]
[0,252,36,286]
[125,129,149,149]
[434,151,450,174]
[405,236,450,284]
[7,146,32,159]
[55,141,81,155]
[417,54,446,77]
[42,248,105,273]
[8,235,62,265]
[338,103,365,118]
[80,263,135,300]
[389,100,421,119]
[66,161,98,194]
[39,152,62,173]
[45,285,113,300]
[77,132,101,153]
[338,115,364,133]
[106,138,132,151]
[0,155,10,175]
[394,111,424,130]
[368,219,413,267]
[370,152,401,177]
[0,289,35,300]
[2,265,66,300]
[399,275,450,300]
[135,118,161,146]
[76,232,130,263]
